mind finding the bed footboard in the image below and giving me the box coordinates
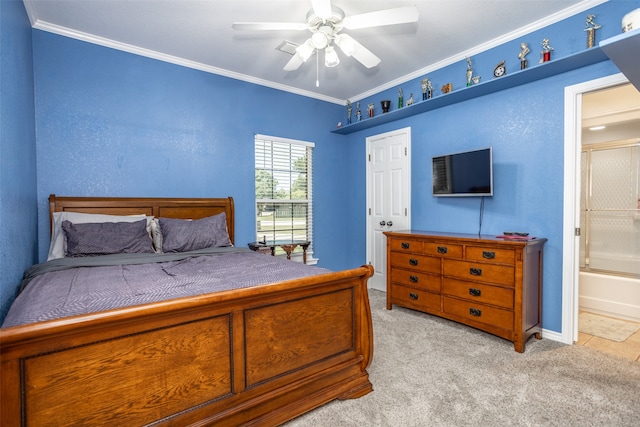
[0,265,374,426]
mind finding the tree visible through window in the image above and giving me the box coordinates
[255,135,313,257]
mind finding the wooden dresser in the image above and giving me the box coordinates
[384,230,546,352]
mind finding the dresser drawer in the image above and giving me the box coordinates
[443,296,513,331]
[391,269,441,292]
[465,246,515,265]
[390,284,441,311]
[442,278,514,309]
[389,239,423,253]
[390,253,440,274]
[443,259,515,287]
[423,242,463,258]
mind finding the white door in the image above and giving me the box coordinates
[366,127,411,291]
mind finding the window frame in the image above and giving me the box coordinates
[254,134,315,263]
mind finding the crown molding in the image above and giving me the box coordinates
[29,19,344,105]
[350,0,609,102]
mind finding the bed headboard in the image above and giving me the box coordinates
[49,195,235,244]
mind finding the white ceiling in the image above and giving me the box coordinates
[24,0,606,104]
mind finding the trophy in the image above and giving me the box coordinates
[585,15,601,48]
[518,42,530,69]
[540,38,554,63]
[398,88,404,109]
[466,57,473,86]
[422,78,433,100]
[346,100,352,125]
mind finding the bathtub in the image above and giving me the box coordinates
[579,267,640,322]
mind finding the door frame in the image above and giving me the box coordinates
[365,127,412,291]
[562,72,628,345]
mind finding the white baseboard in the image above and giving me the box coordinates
[541,328,567,344]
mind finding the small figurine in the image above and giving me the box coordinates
[337,121,342,128]
[346,100,352,125]
[466,57,473,86]
[356,102,362,122]
[406,93,414,106]
[368,103,374,118]
[518,42,530,69]
[584,15,601,48]
[441,83,452,94]
[421,79,428,100]
[540,38,554,63]
[472,76,481,85]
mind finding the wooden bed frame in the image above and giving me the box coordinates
[0,195,374,426]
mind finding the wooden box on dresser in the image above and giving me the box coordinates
[384,231,547,352]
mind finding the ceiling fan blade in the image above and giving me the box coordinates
[232,22,307,31]
[343,6,419,30]
[283,53,305,71]
[350,39,381,68]
[311,0,333,20]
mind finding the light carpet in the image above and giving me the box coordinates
[579,312,640,342]
[286,289,640,427]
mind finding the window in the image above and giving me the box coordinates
[255,134,314,259]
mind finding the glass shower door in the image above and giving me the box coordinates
[580,140,640,276]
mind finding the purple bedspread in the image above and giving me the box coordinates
[2,248,330,328]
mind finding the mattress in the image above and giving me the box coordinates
[3,247,330,328]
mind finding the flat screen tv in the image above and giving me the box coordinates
[432,147,493,197]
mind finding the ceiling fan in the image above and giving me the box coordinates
[232,0,419,71]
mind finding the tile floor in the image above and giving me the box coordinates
[577,313,640,362]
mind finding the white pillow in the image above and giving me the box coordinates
[47,212,153,260]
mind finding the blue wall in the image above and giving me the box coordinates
[0,0,38,322]
[32,31,353,272]
[343,1,630,333]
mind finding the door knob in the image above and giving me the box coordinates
[380,220,386,226]
[386,221,393,227]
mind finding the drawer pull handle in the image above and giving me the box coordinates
[469,267,482,276]
[409,275,419,283]
[469,308,482,317]
[469,288,482,297]
[437,246,448,254]
[482,251,495,259]
[409,258,419,266]
[401,242,410,249]
[409,292,419,300]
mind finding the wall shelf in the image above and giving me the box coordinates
[599,28,640,92]
[331,46,609,135]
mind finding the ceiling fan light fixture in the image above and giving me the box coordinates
[324,45,340,67]
[336,34,356,56]
[296,39,315,62]
[311,31,329,49]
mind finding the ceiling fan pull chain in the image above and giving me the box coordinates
[316,49,320,87]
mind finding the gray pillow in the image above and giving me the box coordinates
[62,219,154,257]
[158,213,232,253]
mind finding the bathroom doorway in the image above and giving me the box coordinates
[579,83,640,323]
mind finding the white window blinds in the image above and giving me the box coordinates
[255,134,314,257]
